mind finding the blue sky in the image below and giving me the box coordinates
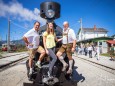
[0,0,115,41]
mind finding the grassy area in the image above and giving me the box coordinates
[15,44,27,52]
[0,44,27,53]
[100,53,110,57]
[0,54,2,57]
[16,47,27,52]
[0,49,3,57]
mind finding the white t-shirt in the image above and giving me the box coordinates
[23,28,40,49]
[96,46,100,53]
[88,46,93,51]
[62,28,76,44]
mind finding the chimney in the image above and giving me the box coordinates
[94,25,96,30]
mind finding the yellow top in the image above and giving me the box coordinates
[43,31,56,48]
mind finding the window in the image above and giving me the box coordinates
[99,42,102,45]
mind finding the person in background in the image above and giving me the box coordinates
[95,45,100,60]
[74,45,78,56]
[88,44,93,58]
[109,44,115,61]
[84,45,88,56]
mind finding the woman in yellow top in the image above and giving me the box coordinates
[43,23,61,78]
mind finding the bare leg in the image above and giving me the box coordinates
[38,51,45,61]
[36,50,45,68]
[29,58,33,68]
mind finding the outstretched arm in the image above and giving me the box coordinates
[23,36,29,45]
[55,37,62,42]
[23,36,33,47]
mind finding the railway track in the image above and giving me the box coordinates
[1,53,115,75]
[0,53,28,72]
[76,56,115,75]
[0,52,26,59]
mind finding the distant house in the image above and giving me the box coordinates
[77,25,108,41]
[111,34,115,40]
[77,25,113,53]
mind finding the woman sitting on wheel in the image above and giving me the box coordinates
[43,22,62,78]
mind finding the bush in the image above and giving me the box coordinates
[0,49,2,57]
[16,44,27,52]
[100,53,110,57]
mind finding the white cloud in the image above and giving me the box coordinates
[0,0,46,25]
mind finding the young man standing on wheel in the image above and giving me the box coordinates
[56,21,77,74]
[23,21,46,75]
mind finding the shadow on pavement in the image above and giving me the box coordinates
[23,82,77,86]
[72,66,85,82]
[23,66,84,86]
[23,83,34,86]
[109,58,115,61]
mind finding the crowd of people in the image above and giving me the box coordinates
[75,44,102,60]
[75,43,115,61]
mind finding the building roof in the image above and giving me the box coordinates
[77,26,108,35]
[82,28,108,32]
[107,40,115,44]
[77,36,113,43]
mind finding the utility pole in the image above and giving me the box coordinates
[7,18,10,52]
[0,35,1,41]
[80,18,82,40]
[6,34,7,42]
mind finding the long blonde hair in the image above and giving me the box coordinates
[46,23,54,35]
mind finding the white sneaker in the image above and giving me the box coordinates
[36,63,41,68]
[29,69,32,75]
[47,71,53,79]
[47,71,50,77]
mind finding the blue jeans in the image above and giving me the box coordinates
[47,47,57,75]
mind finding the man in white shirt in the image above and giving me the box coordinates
[56,21,77,74]
[23,21,45,75]
[88,44,93,58]
[95,45,100,60]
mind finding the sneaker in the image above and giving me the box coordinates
[67,69,72,74]
[29,69,32,75]
[62,64,68,72]
[47,71,53,79]
[28,69,33,81]
[28,74,32,81]
[36,63,41,68]
[47,71,50,77]
[97,58,100,60]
